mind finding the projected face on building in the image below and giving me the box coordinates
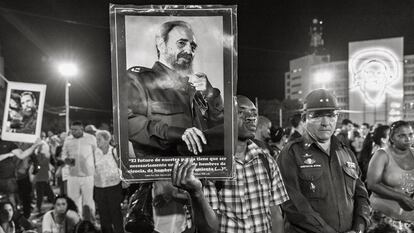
[350,48,401,106]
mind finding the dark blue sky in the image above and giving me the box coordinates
[0,0,413,111]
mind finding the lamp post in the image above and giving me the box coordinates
[57,62,78,132]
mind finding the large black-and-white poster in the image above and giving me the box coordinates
[110,5,237,181]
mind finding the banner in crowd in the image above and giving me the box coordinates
[349,37,404,124]
[1,82,46,143]
[110,5,237,181]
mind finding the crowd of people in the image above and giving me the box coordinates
[123,88,414,233]
[0,92,414,233]
[0,121,124,233]
[2,18,414,233]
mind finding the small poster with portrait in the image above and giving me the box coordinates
[110,5,237,182]
[1,82,46,143]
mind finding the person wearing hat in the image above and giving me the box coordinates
[277,89,370,233]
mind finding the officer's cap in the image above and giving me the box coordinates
[302,88,339,112]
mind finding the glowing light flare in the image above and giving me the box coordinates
[57,62,78,78]
[349,47,402,106]
[314,70,333,83]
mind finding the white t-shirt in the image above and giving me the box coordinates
[42,210,80,233]
[94,146,121,188]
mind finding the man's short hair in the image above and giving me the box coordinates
[71,121,83,127]
[290,113,302,128]
[362,123,370,128]
[257,116,271,129]
[341,119,352,125]
[155,20,192,58]
[21,91,36,104]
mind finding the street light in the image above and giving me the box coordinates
[57,62,78,133]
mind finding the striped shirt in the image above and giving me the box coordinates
[204,141,289,233]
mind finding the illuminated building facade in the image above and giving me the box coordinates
[284,54,330,101]
[284,37,410,125]
[404,55,414,121]
[284,19,407,124]
[285,18,330,101]
[309,61,349,111]
[348,37,404,124]
[309,18,325,55]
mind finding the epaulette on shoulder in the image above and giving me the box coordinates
[127,66,152,74]
[284,136,304,150]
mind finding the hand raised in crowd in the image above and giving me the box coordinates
[188,72,212,95]
[33,137,43,147]
[181,127,207,155]
[171,158,202,196]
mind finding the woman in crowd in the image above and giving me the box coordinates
[359,125,390,182]
[351,130,364,158]
[367,121,414,232]
[93,130,123,233]
[42,195,80,233]
[0,201,35,233]
[0,202,16,233]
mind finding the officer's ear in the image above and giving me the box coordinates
[301,113,307,122]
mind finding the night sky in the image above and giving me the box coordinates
[0,0,413,112]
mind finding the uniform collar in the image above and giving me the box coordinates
[302,131,342,155]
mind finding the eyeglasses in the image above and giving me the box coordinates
[307,111,338,120]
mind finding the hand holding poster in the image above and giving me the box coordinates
[110,5,237,181]
[1,82,46,143]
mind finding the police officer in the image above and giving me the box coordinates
[277,89,370,233]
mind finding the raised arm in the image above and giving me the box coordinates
[0,152,14,162]
[14,138,42,160]
[171,158,218,233]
